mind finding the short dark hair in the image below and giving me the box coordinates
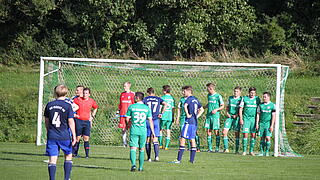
[147,87,154,94]
[163,85,171,93]
[135,92,144,100]
[183,85,193,92]
[263,91,271,97]
[249,87,256,92]
[234,86,242,91]
[83,87,91,94]
[76,85,84,89]
[206,83,216,88]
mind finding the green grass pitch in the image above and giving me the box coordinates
[1,143,320,179]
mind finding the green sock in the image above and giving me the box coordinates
[235,138,240,152]
[249,138,256,152]
[165,137,170,148]
[243,138,248,153]
[207,136,212,151]
[260,140,265,153]
[223,136,228,150]
[159,135,163,146]
[266,141,271,153]
[130,149,136,166]
[139,150,144,170]
[216,136,220,151]
[195,135,200,150]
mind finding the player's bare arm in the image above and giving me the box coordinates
[212,103,225,114]
[270,112,276,132]
[68,118,77,146]
[184,103,191,118]
[148,117,156,137]
[159,101,168,118]
[45,117,49,131]
[239,107,244,125]
[197,107,205,119]
[256,113,260,131]
[72,103,79,112]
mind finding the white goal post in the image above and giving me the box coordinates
[37,57,297,157]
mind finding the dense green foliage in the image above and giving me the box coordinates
[1,143,320,179]
[0,0,319,64]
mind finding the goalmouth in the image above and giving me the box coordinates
[37,57,300,157]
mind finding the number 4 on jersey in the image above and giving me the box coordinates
[52,112,61,127]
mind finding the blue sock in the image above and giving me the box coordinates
[190,147,197,163]
[177,146,185,161]
[84,141,90,157]
[64,160,72,180]
[154,142,159,158]
[146,142,151,159]
[48,163,56,180]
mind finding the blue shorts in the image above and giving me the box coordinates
[147,119,160,137]
[75,118,91,136]
[180,124,197,140]
[46,139,72,156]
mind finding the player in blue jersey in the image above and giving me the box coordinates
[171,86,204,164]
[44,85,76,180]
[143,87,167,162]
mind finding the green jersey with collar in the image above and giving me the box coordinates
[206,93,224,117]
[240,96,261,118]
[258,102,276,124]
[227,96,242,115]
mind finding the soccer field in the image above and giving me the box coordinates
[0,143,319,180]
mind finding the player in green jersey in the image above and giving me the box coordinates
[256,92,276,156]
[159,85,175,150]
[204,83,224,152]
[222,86,242,153]
[126,92,155,172]
[239,87,261,156]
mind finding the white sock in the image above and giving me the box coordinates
[122,131,127,145]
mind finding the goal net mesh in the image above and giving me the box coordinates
[39,58,299,157]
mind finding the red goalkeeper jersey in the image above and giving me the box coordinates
[74,97,98,120]
[118,91,135,117]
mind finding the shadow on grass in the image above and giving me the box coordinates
[0,157,128,172]
[1,151,46,157]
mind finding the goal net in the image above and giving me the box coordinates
[37,57,300,157]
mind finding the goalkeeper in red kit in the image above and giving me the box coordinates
[118,82,135,147]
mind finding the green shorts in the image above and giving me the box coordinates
[224,117,240,132]
[258,123,272,137]
[160,120,172,130]
[204,115,220,130]
[242,117,256,133]
[129,134,147,148]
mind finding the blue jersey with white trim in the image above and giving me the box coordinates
[184,96,202,125]
[143,96,164,120]
[44,99,74,140]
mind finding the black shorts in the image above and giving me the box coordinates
[75,118,91,137]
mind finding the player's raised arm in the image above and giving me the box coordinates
[197,107,205,119]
